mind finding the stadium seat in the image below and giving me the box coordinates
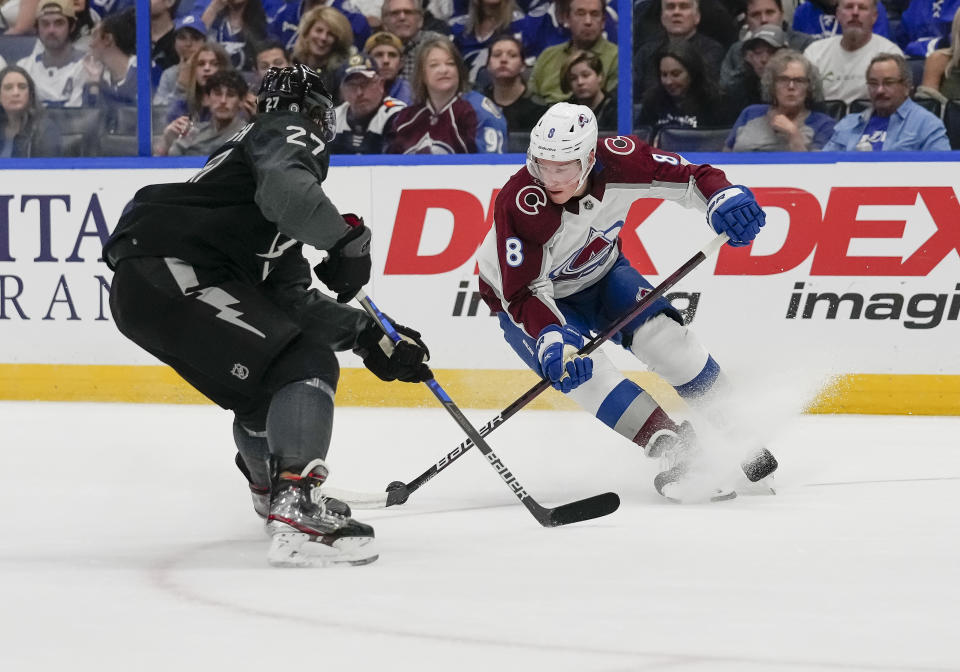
[0,35,38,64]
[654,126,731,152]
[848,99,871,114]
[43,107,99,157]
[633,125,653,143]
[98,134,138,157]
[507,130,528,153]
[912,96,942,118]
[818,99,847,121]
[907,58,925,90]
[942,99,960,149]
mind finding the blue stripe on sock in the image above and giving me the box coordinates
[596,379,643,429]
[674,356,721,399]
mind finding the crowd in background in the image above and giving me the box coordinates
[1,0,959,157]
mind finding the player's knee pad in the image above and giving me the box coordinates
[264,334,339,395]
[629,314,711,388]
[267,377,336,474]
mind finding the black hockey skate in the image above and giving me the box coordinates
[648,421,737,504]
[266,459,378,568]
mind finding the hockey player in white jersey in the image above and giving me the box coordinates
[476,102,778,501]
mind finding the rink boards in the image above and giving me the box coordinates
[0,157,957,414]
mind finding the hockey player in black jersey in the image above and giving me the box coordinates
[103,65,431,568]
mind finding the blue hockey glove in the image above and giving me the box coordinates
[536,324,593,393]
[706,185,766,247]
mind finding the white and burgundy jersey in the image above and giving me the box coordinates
[477,135,731,338]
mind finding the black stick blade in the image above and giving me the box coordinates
[543,492,620,527]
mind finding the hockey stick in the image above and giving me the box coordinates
[323,232,729,509]
[350,290,620,527]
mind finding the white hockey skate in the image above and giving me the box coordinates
[266,459,378,568]
[648,422,737,504]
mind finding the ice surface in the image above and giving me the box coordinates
[1,401,958,671]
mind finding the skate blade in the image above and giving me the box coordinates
[267,532,378,568]
[735,476,777,496]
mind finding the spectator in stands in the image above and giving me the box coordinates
[1,0,39,35]
[450,0,522,83]
[792,0,891,40]
[239,38,290,116]
[724,24,789,108]
[481,33,546,133]
[633,0,725,96]
[721,0,813,88]
[634,0,739,51]
[329,51,405,153]
[157,68,248,156]
[153,13,206,107]
[530,0,616,103]
[919,11,960,100]
[381,0,447,80]
[0,64,61,156]
[364,30,412,103]
[824,52,950,150]
[151,0,179,86]
[68,0,98,51]
[895,0,960,57]
[267,0,371,55]
[637,40,734,136]
[804,0,902,105]
[560,49,615,130]
[725,49,835,151]
[201,0,267,72]
[17,0,87,107]
[519,0,619,59]
[386,36,506,152]
[163,41,229,122]
[292,5,354,96]
[83,7,136,133]
[0,56,5,70]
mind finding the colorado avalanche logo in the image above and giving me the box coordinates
[516,185,548,215]
[550,222,623,282]
[577,113,590,128]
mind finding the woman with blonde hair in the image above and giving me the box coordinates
[725,49,835,152]
[919,11,960,101]
[292,5,354,96]
[386,37,505,153]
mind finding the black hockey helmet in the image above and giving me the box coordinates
[257,64,336,140]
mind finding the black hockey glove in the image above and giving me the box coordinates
[313,214,371,303]
[355,320,432,383]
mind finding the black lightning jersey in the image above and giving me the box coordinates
[104,111,351,285]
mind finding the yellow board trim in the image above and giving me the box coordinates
[1,364,958,415]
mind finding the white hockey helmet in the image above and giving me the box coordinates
[526,102,598,190]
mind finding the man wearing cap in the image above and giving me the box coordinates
[723,24,788,106]
[720,0,813,89]
[16,0,88,108]
[364,31,412,103]
[328,52,406,154]
[153,13,208,107]
[803,0,902,104]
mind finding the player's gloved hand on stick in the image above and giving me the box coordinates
[356,319,432,383]
[706,185,765,247]
[313,214,371,303]
[536,324,593,393]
